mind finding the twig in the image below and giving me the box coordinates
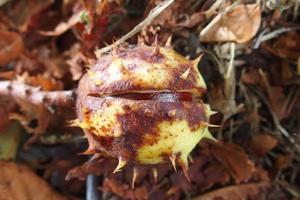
[225,42,236,79]
[0,81,75,108]
[204,0,225,18]
[199,1,240,39]
[254,27,300,48]
[95,0,175,56]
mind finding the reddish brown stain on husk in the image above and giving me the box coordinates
[77,95,207,160]
[84,45,206,96]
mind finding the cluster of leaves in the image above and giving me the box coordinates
[0,0,299,199]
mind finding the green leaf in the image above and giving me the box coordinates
[0,121,21,160]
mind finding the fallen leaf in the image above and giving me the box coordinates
[262,31,300,61]
[275,154,292,171]
[103,178,148,200]
[66,157,116,181]
[193,182,271,200]
[211,143,255,183]
[250,134,278,157]
[9,0,54,32]
[200,4,261,43]
[0,161,67,200]
[0,29,23,66]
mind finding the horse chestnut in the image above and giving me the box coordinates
[74,45,216,178]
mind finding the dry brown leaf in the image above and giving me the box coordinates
[0,29,23,66]
[200,4,261,43]
[103,178,148,200]
[250,134,278,157]
[9,0,54,32]
[193,182,271,200]
[211,143,255,183]
[0,161,67,200]
[66,157,116,181]
[275,154,292,171]
[262,31,300,61]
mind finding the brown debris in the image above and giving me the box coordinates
[0,29,23,66]
[0,161,67,200]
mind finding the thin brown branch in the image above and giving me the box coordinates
[0,81,75,107]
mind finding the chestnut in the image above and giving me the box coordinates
[74,45,216,178]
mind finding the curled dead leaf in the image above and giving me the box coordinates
[200,4,261,43]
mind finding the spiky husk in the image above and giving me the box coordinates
[75,44,216,176]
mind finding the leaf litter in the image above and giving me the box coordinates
[0,0,299,199]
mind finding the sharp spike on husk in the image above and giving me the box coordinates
[152,167,158,183]
[169,155,177,172]
[154,35,158,46]
[112,36,118,43]
[113,157,127,173]
[179,155,190,183]
[68,119,80,127]
[88,153,102,161]
[137,35,144,45]
[203,129,218,142]
[208,110,218,116]
[131,167,138,189]
[181,165,191,183]
[201,122,220,128]
[69,119,88,129]
[180,67,191,80]
[79,148,96,155]
[165,35,172,47]
[120,60,129,73]
[104,41,109,47]
[87,69,96,78]
[112,45,117,56]
[188,155,194,164]
[192,54,204,68]
[153,45,160,55]
[203,104,217,117]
